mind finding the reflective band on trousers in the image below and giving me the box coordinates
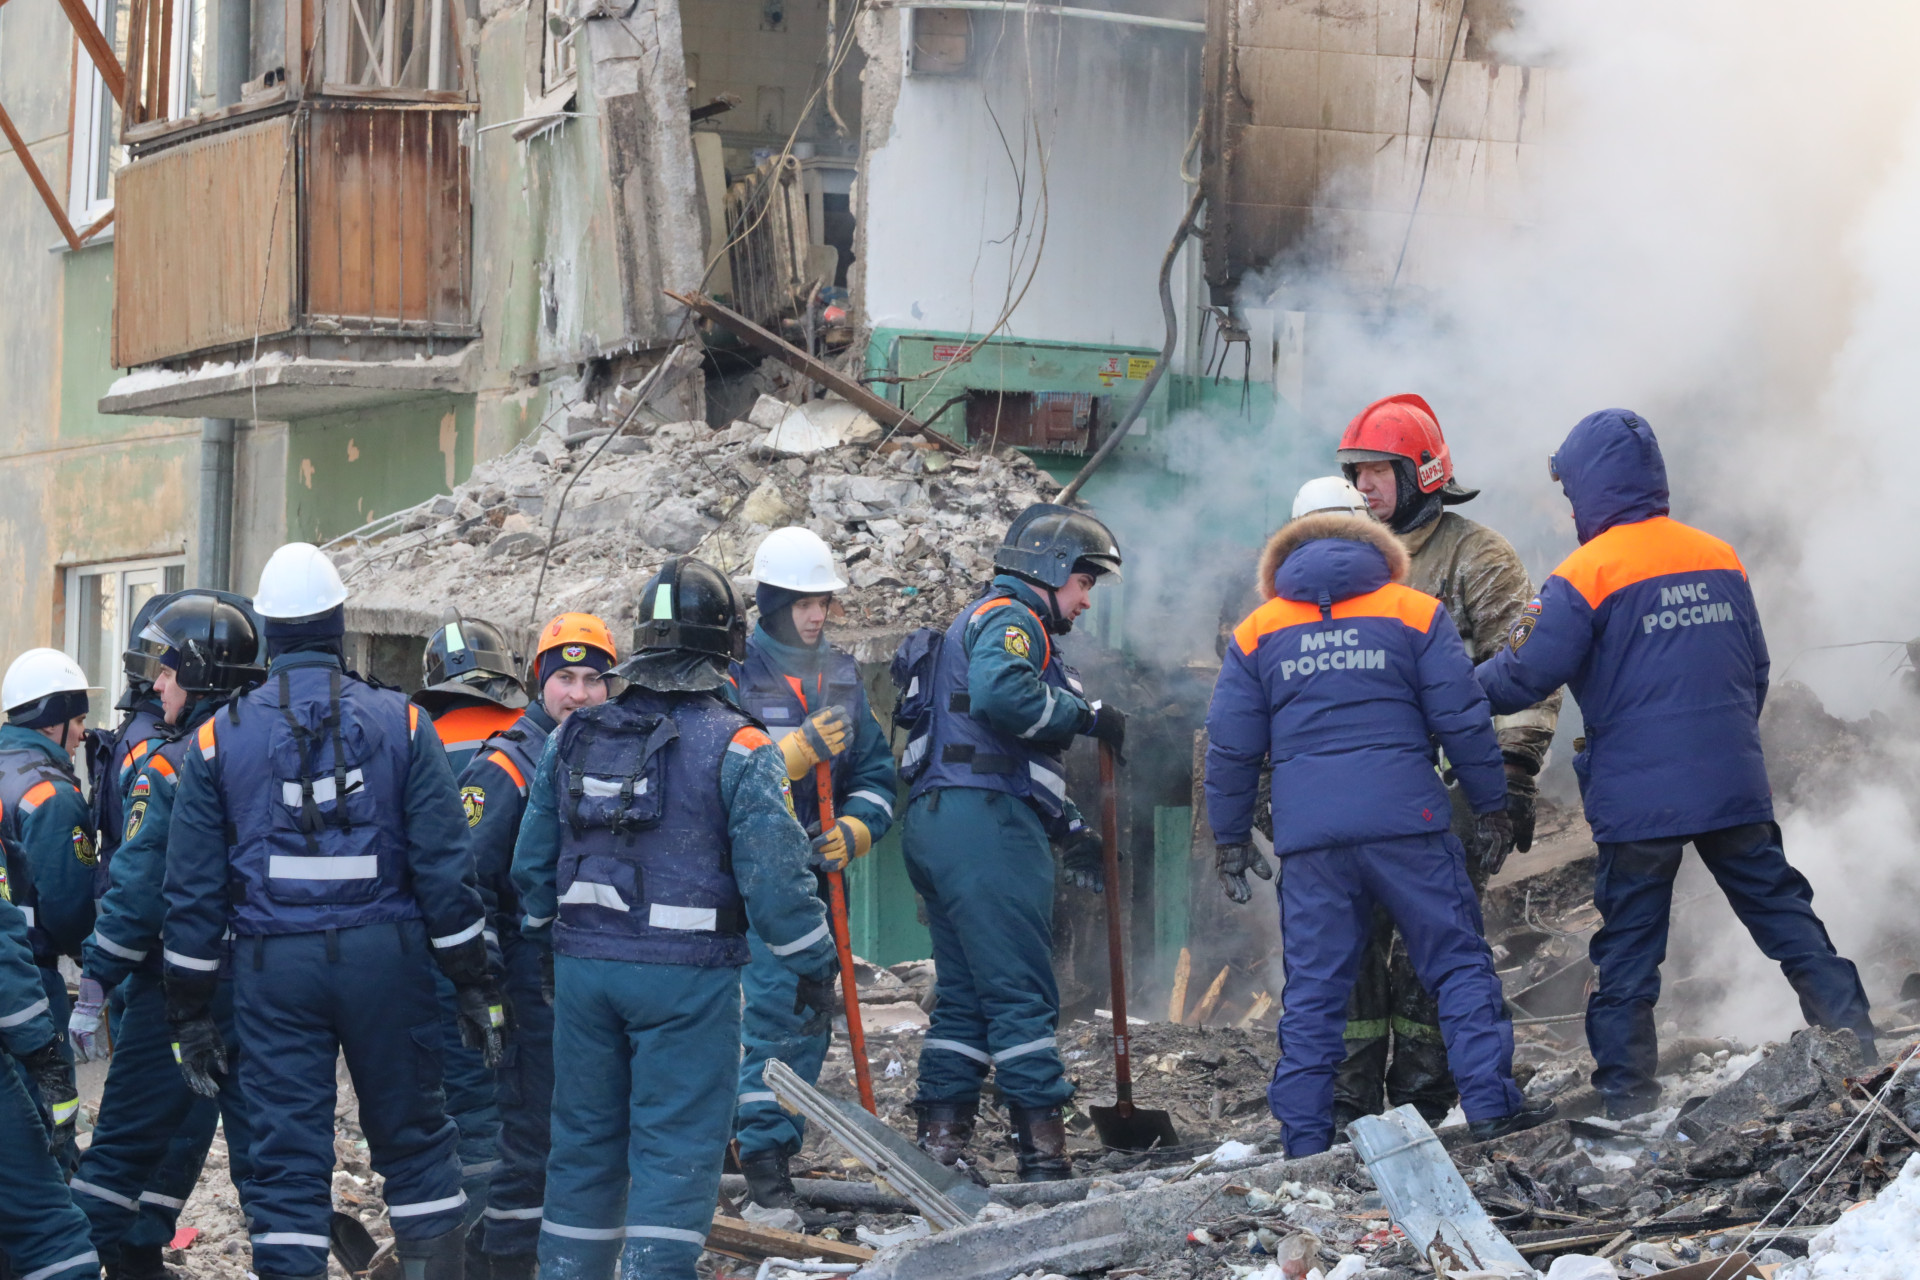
[540,1222,707,1245]
[90,932,146,961]
[71,1178,138,1211]
[992,1035,1055,1063]
[140,1190,186,1209]
[483,1206,544,1221]
[923,1038,991,1064]
[281,768,364,808]
[767,920,829,956]
[388,1191,468,1218]
[23,1250,100,1280]
[0,996,50,1027]
[251,1234,331,1248]
[738,1091,778,1105]
[269,854,379,880]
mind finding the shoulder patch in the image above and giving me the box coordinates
[779,774,795,815]
[1508,596,1543,650]
[125,799,149,842]
[130,774,153,799]
[460,785,487,828]
[1003,626,1031,658]
[732,726,774,752]
[72,826,97,867]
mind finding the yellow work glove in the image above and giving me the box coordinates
[778,705,855,780]
[811,816,872,872]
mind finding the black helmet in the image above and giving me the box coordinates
[118,591,177,708]
[424,615,523,690]
[634,556,747,661]
[993,503,1124,589]
[125,593,266,694]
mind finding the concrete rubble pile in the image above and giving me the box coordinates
[331,391,1061,657]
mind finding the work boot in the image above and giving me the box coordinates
[738,1147,798,1210]
[465,1227,492,1280]
[486,1254,536,1280]
[1601,1091,1662,1123]
[913,1099,978,1168]
[107,1245,169,1280]
[1008,1104,1073,1182]
[397,1227,468,1280]
[1465,1099,1558,1142]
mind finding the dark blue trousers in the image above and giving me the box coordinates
[234,922,466,1277]
[1588,822,1874,1104]
[902,789,1072,1109]
[1,1051,97,1280]
[480,936,553,1257]
[433,967,502,1236]
[72,972,253,1254]
[1271,833,1523,1156]
[734,918,830,1159]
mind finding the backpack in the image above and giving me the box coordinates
[888,627,944,739]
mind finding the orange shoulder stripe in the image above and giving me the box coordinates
[409,704,421,733]
[147,755,177,780]
[432,703,519,744]
[732,726,774,751]
[1232,583,1441,654]
[971,597,1052,668]
[196,720,217,758]
[21,780,58,810]
[129,740,152,765]
[485,750,527,790]
[1553,516,1746,609]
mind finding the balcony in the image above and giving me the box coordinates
[101,0,477,419]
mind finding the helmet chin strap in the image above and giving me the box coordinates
[1042,586,1072,635]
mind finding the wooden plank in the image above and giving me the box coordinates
[1187,964,1230,1026]
[0,98,83,250]
[1235,991,1274,1030]
[54,0,127,106]
[1167,946,1192,1024]
[664,289,966,454]
[704,1216,874,1266]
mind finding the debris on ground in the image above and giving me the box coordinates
[1779,1149,1920,1279]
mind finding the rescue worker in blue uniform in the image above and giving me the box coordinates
[69,595,265,1280]
[164,543,507,1280]
[898,504,1127,1182]
[728,527,897,1209]
[511,556,838,1280]
[0,890,93,1280]
[1476,408,1875,1119]
[88,592,175,896]
[413,616,526,1276]
[461,612,616,1280]
[1,647,102,1171]
[1205,505,1551,1157]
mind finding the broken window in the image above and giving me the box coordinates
[322,0,464,90]
[963,391,1108,456]
[540,0,576,96]
[908,8,970,75]
[63,558,188,724]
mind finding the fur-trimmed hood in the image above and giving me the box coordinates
[1256,512,1409,603]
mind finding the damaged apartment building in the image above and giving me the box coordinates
[0,0,1543,964]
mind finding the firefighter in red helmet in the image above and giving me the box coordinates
[1331,393,1562,1130]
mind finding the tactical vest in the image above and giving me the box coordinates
[549,688,753,968]
[906,593,1081,822]
[209,665,420,936]
[105,731,198,977]
[0,747,85,966]
[732,643,867,834]
[466,704,555,934]
[96,706,170,894]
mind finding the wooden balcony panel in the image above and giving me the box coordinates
[113,117,298,369]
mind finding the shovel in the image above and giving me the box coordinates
[1087,740,1180,1152]
[817,761,878,1114]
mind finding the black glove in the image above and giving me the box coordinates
[540,947,556,1008]
[1215,840,1273,904]
[19,1039,79,1151]
[1057,824,1105,894]
[1469,808,1516,879]
[793,969,840,1038]
[455,982,510,1069]
[1085,702,1127,763]
[1505,768,1538,854]
[170,1013,229,1099]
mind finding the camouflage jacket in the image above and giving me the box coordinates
[1400,512,1560,774]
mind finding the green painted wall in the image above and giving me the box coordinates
[284,396,477,542]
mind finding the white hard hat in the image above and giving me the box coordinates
[752,526,847,594]
[3,648,95,717]
[1291,475,1373,521]
[254,542,350,620]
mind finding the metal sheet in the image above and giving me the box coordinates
[1346,1105,1532,1274]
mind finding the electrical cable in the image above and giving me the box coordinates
[1388,0,1467,299]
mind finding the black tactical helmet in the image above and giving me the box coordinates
[118,591,176,708]
[634,556,747,661]
[424,615,523,690]
[993,503,1124,589]
[125,592,267,694]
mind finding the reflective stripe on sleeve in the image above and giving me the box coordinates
[387,1191,468,1218]
[431,919,485,949]
[1017,685,1058,740]
[0,996,51,1028]
[71,1179,139,1210]
[163,949,222,972]
[738,1091,778,1105]
[849,788,894,818]
[923,1038,991,1064]
[90,932,147,962]
[1028,761,1067,802]
[992,1035,1056,1063]
[522,913,555,930]
[766,920,829,956]
[139,1190,187,1209]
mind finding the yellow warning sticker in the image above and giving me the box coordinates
[1126,357,1157,380]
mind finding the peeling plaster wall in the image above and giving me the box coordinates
[856,11,1201,349]
[284,397,476,542]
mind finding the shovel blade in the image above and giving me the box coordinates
[1088,1101,1180,1152]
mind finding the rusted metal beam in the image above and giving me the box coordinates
[664,288,968,455]
[55,0,127,106]
[0,97,84,250]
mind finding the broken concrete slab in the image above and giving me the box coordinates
[1678,1027,1865,1143]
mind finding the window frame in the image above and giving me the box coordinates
[68,0,204,223]
[61,556,189,722]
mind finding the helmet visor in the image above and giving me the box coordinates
[124,621,176,684]
[1547,452,1561,482]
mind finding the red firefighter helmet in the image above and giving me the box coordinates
[1337,393,1477,502]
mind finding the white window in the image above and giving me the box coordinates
[323,0,463,91]
[541,0,576,96]
[64,558,188,724]
[68,0,208,223]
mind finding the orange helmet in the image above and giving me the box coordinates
[1337,394,1476,501]
[534,612,617,675]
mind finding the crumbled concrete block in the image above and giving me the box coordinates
[1677,1027,1863,1143]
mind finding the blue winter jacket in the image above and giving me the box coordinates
[1476,409,1773,842]
[1206,517,1507,855]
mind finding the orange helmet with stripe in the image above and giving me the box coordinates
[535,613,617,678]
